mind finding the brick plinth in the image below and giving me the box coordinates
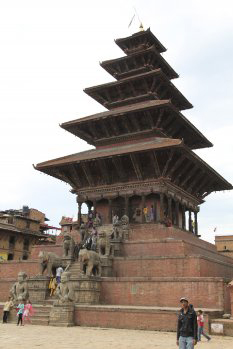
[129,224,217,252]
[50,303,75,327]
[112,256,233,278]
[75,305,219,331]
[100,277,230,311]
[123,239,233,265]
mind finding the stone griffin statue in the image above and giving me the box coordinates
[39,251,63,277]
[55,272,74,304]
[63,233,75,258]
[10,272,29,303]
[79,248,101,277]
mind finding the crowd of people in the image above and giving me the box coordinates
[2,297,35,326]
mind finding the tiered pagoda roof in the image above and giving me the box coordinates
[35,28,232,205]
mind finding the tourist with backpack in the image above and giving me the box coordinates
[177,297,198,348]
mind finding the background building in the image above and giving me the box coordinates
[215,235,233,258]
[0,206,59,261]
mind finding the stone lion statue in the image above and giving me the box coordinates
[79,248,101,277]
[39,251,63,277]
[63,234,75,258]
[97,231,112,256]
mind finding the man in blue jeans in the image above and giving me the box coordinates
[176,297,198,349]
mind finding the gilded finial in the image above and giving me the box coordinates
[139,22,144,31]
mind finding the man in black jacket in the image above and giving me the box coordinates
[177,297,198,348]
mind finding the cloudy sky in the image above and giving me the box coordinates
[0,0,232,243]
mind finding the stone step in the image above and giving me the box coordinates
[128,224,216,252]
[31,318,49,326]
[122,238,233,265]
[31,314,49,321]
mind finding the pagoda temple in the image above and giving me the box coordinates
[35,28,232,234]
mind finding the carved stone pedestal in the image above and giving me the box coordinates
[28,276,50,303]
[100,256,113,277]
[111,239,122,257]
[49,303,75,327]
[74,277,100,304]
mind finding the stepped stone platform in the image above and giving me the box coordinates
[0,223,233,331]
[75,304,222,331]
[0,302,221,331]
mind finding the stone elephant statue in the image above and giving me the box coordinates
[39,251,63,277]
[63,234,75,258]
[79,248,101,277]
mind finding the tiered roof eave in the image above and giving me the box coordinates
[60,100,212,150]
[100,45,179,80]
[115,28,167,54]
[35,137,232,202]
[83,68,193,111]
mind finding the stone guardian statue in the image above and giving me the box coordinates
[10,272,29,303]
[55,272,74,304]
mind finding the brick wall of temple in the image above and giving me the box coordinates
[30,244,63,259]
[0,260,40,279]
[100,277,230,312]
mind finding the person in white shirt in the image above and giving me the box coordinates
[56,266,63,284]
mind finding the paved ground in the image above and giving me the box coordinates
[1,324,233,349]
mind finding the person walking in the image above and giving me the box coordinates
[197,310,211,342]
[16,302,24,326]
[56,266,63,284]
[23,300,35,324]
[177,297,197,348]
[2,297,14,323]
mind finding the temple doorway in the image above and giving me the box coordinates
[112,197,125,219]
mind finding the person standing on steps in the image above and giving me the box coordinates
[177,297,198,349]
[56,266,63,284]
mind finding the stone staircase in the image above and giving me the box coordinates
[67,260,81,279]
[31,305,51,326]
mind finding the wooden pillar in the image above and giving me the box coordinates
[168,196,172,220]
[78,202,83,226]
[182,206,186,230]
[93,199,97,214]
[175,201,180,227]
[87,202,92,214]
[125,196,129,217]
[159,193,164,223]
[141,194,146,223]
[194,211,198,236]
[108,199,113,224]
[188,209,192,233]
[153,198,157,223]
